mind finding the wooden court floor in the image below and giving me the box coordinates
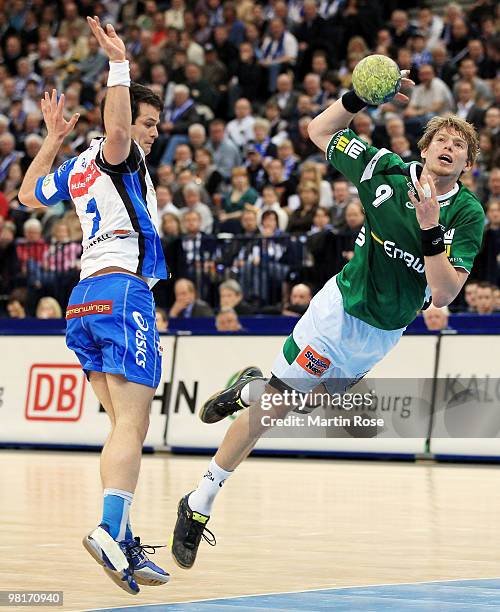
[1,450,500,611]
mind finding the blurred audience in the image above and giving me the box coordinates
[215,307,243,331]
[0,0,497,319]
[423,304,450,331]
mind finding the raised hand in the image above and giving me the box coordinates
[408,174,440,230]
[87,15,126,62]
[41,89,80,142]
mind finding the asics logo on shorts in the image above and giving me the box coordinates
[297,345,331,377]
[132,311,148,368]
[66,300,113,319]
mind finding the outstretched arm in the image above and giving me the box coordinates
[18,90,80,208]
[87,15,130,166]
[308,70,414,153]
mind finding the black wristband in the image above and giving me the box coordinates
[341,90,367,114]
[421,225,445,256]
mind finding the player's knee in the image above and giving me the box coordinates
[260,383,295,420]
[115,409,150,438]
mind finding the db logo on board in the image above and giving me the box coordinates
[25,364,86,421]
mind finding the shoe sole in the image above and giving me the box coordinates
[82,535,139,595]
[169,532,193,570]
[83,535,169,587]
[199,366,262,424]
[170,496,200,570]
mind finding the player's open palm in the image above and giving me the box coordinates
[41,89,80,141]
[87,15,126,62]
[408,175,440,230]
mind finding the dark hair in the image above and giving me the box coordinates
[100,82,163,128]
[261,210,279,225]
[477,281,494,290]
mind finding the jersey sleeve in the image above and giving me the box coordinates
[325,128,403,187]
[34,157,77,206]
[95,140,142,175]
[445,206,485,273]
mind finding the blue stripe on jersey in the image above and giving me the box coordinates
[121,172,167,280]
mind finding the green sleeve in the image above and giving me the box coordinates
[445,206,485,273]
[325,129,403,187]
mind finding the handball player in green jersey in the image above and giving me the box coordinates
[170,71,485,569]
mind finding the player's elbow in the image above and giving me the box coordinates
[432,291,454,309]
[307,119,321,144]
[18,189,38,208]
[432,296,449,309]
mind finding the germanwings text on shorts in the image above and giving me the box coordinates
[66,300,113,319]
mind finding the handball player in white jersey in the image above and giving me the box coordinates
[19,17,170,594]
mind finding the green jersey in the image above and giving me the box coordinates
[326,129,485,330]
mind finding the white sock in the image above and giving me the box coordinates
[240,378,267,406]
[188,458,233,516]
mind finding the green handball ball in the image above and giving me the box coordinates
[352,55,401,106]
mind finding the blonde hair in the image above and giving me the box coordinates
[231,166,248,179]
[36,297,62,319]
[299,180,319,195]
[300,161,322,191]
[418,115,480,166]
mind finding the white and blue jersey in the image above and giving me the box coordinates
[35,137,167,286]
[35,138,167,388]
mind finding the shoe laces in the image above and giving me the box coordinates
[124,537,166,563]
[184,520,217,549]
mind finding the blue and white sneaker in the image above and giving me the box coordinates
[83,525,140,594]
[122,536,170,586]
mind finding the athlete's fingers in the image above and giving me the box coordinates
[401,70,410,78]
[408,190,419,208]
[420,178,432,199]
[414,179,425,202]
[106,23,117,37]
[56,92,65,115]
[67,112,80,131]
[51,88,57,113]
[394,92,409,103]
[87,16,105,44]
[41,91,49,116]
[428,174,437,200]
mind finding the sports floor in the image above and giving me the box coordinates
[2,451,500,611]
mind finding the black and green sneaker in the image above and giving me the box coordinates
[171,493,216,569]
[199,366,264,424]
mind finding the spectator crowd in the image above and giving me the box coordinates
[0,0,498,329]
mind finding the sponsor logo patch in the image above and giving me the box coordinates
[66,300,113,319]
[297,345,331,377]
[41,173,58,199]
[371,231,426,274]
[69,160,101,197]
[335,135,366,159]
[444,228,455,258]
[132,310,149,368]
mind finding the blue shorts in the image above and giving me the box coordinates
[66,273,162,388]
